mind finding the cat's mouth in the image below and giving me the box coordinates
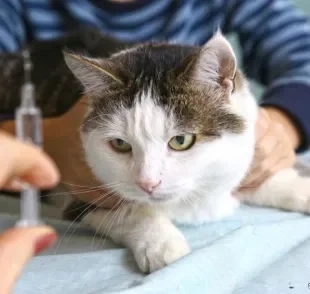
[149,196,170,203]
[145,193,176,204]
[118,187,177,204]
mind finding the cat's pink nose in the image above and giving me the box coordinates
[136,180,161,194]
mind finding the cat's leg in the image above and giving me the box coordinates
[243,168,310,213]
[82,205,190,273]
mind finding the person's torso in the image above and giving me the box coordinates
[22,0,228,46]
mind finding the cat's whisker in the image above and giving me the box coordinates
[98,199,129,249]
[40,182,122,198]
[62,193,120,251]
[90,196,123,250]
[59,180,107,188]
[59,180,123,190]
[63,189,119,214]
[41,187,105,198]
[54,190,118,253]
[117,200,131,239]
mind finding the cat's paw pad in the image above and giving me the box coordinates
[133,236,190,273]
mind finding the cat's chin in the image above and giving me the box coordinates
[148,194,177,204]
[120,192,180,205]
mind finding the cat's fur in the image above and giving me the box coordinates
[64,32,310,273]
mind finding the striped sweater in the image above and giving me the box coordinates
[1,0,310,151]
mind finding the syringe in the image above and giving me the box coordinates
[15,49,44,227]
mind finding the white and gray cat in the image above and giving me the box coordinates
[64,32,310,273]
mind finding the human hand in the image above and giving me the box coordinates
[0,226,57,294]
[239,107,296,190]
[0,130,59,294]
[0,131,59,190]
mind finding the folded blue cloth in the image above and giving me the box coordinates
[2,203,310,294]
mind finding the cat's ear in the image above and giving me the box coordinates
[63,52,125,96]
[191,31,237,91]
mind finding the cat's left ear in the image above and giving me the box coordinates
[64,52,125,97]
[191,31,237,92]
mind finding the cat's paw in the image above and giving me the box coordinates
[292,177,310,214]
[270,175,310,214]
[248,168,310,214]
[132,234,191,273]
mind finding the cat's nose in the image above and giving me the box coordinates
[136,180,161,194]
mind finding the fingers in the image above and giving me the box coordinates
[241,124,280,188]
[0,132,60,190]
[254,122,280,161]
[0,226,57,294]
[255,108,270,142]
[240,111,296,190]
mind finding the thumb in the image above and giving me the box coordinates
[0,226,57,294]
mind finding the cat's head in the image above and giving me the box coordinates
[64,32,257,205]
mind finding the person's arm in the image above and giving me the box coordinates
[224,0,310,152]
[0,0,26,52]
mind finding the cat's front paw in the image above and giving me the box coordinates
[273,175,310,214]
[132,234,190,273]
[293,178,310,214]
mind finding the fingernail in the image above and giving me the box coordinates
[34,233,57,255]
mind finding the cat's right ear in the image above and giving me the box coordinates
[184,31,237,93]
[63,52,125,97]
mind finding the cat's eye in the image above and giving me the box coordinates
[110,138,132,153]
[168,134,196,151]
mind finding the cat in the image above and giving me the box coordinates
[64,31,310,273]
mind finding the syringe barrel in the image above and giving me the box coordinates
[14,105,43,228]
[15,105,42,147]
[16,185,42,227]
[14,52,45,228]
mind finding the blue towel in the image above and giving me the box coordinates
[2,203,309,294]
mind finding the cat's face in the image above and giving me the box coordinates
[65,32,257,205]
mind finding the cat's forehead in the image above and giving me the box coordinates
[111,44,200,78]
[83,87,175,139]
[83,44,245,135]
[116,91,175,144]
[83,86,243,140]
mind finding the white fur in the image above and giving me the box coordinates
[82,84,257,221]
[73,33,310,273]
[80,71,257,273]
[83,206,191,273]
[244,168,310,213]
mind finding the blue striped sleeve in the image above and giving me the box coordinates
[0,0,26,52]
[225,0,310,152]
